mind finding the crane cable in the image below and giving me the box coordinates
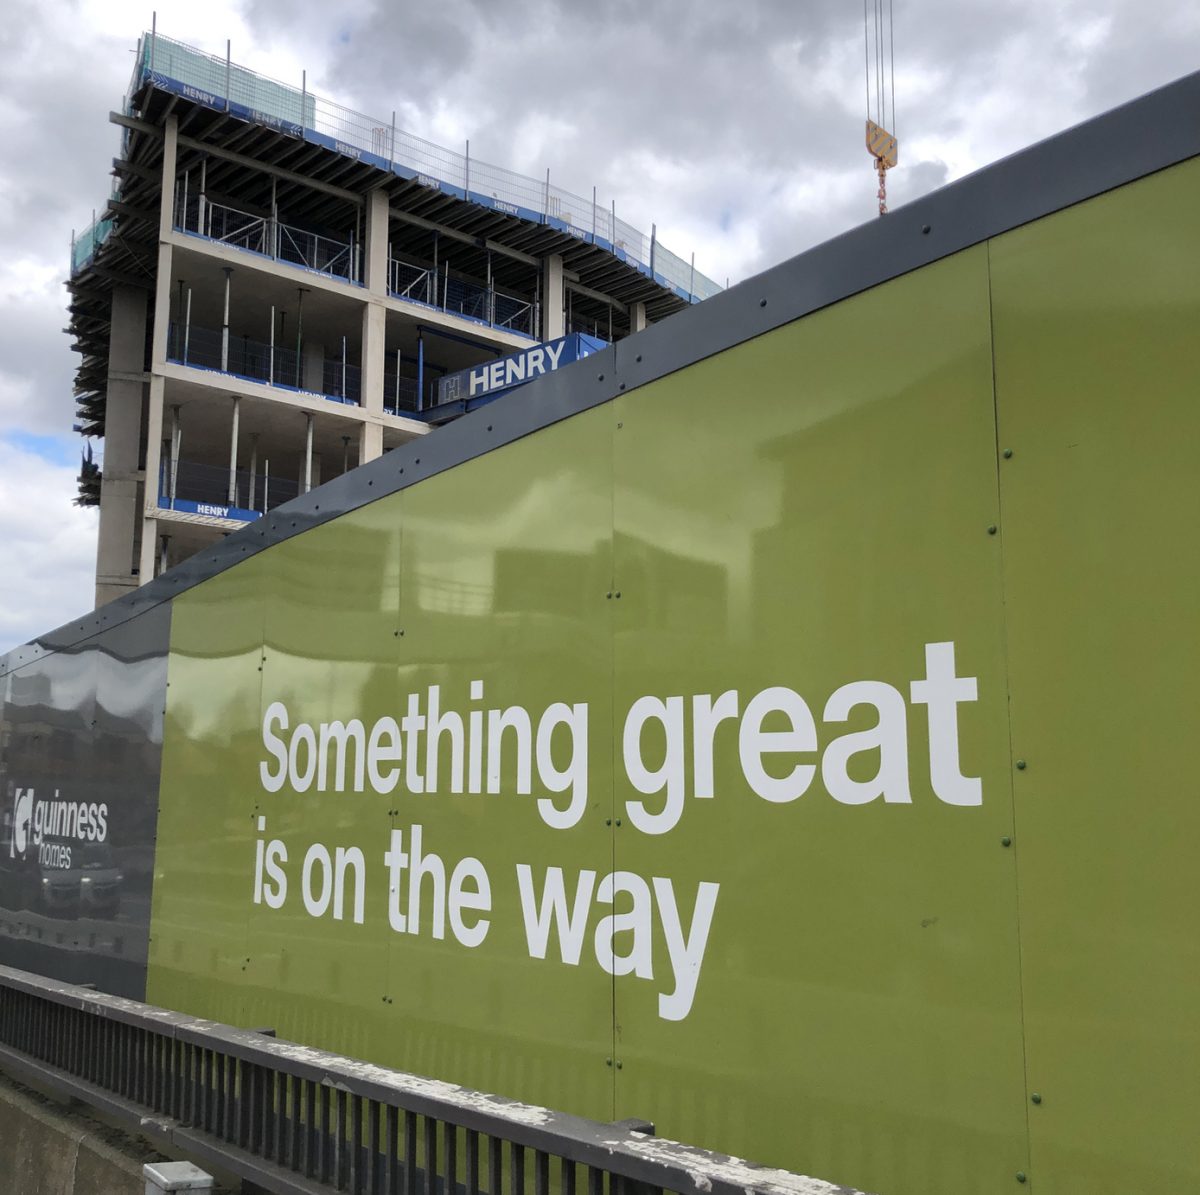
[864,0,898,216]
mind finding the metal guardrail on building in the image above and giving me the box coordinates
[388,260,536,339]
[175,195,361,284]
[72,30,724,306]
[166,323,363,406]
[160,458,299,517]
[0,964,869,1195]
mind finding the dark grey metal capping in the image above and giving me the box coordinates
[6,67,1199,677]
[0,963,870,1195]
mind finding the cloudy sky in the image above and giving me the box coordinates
[1,0,1196,653]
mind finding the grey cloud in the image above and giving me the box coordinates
[1,0,1197,644]
[229,0,1199,284]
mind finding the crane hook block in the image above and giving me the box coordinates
[866,120,898,168]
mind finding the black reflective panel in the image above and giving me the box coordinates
[0,602,170,997]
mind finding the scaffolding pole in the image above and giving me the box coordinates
[169,405,181,509]
[248,433,259,511]
[221,268,233,371]
[304,415,314,493]
[228,396,240,505]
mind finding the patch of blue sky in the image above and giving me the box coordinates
[2,431,85,468]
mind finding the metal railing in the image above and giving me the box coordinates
[0,964,868,1195]
[568,314,612,341]
[176,195,359,283]
[167,323,362,406]
[388,260,436,305]
[493,294,535,337]
[128,30,722,301]
[160,458,298,516]
[388,260,536,339]
[381,365,421,416]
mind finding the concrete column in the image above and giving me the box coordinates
[138,375,167,584]
[360,421,383,462]
[220,268,233,371]
[304,414,314,493]
[541,253,565,341]
[364,188,389,295]
[302,340,324,394]
[94,284,149,608]
[158,115,179,242]
[357,187,386,467]
[360,298,386,452]
[630,301,647,333]
[138,114,181,592]
[150,242,174,369]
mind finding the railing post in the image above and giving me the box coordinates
[199,158,207,237]
[389,110,396,171]
[268,304,275,384]
[300,70,307,138]
[149,10,156,76]
[592,186,597,243]
[183,286,192,364]
[225,40,231,111]
[486,250,493,325]
[543,168,550,222]
[295,287,306,388]
[464,138,470,196]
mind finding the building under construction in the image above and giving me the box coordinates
[3,32,1197,1195]
[70,31,719,605]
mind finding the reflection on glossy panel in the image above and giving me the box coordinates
[150,414,616,1120]
[611,246,1027,1195]
[991,159,1200,1194]
[0,603,170,997]
[149,555,265,1025]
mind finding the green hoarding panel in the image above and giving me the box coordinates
[150,550,266,1027]
[609,245,1028,1195]
[139,151,1200,1195]
[150,409,618,1120]
[991,158,1200,1193]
